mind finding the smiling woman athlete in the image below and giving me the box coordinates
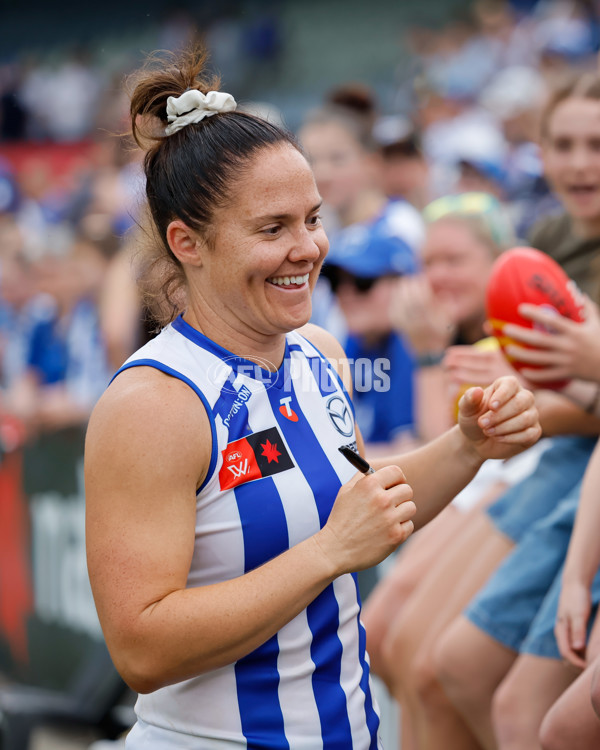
[84,47,541,750]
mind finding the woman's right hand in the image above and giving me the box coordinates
[555,578,592,668]
[316,465,416,575]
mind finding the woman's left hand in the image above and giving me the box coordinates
[457,376,541,461]
[502,296,600,385]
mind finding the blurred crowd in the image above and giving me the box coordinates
[3,0,600,747]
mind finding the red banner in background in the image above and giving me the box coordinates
[0,140,96,190]
[0,450,33,665]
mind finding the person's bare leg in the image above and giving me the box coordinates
[539,661,600,750]
[492,654,579,750]
[410,513,515,750]
[410,639,482,750]
[592,659,600,718]
[410,520,516,750]
[435,616,517,750]
[383,509,513,749]
[362,505,464,688]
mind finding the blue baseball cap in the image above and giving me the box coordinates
[324,222,420,280]
[459,156,507,189]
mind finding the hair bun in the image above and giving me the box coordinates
[128,46,221,147]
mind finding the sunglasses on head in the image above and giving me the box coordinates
[322,267,381,295]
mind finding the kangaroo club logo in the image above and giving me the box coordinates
[326,395,353,437]
[219,427,294,490]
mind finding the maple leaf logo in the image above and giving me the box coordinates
[261,439,281,463]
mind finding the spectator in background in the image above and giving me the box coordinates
[534,1,599,87]
[426,68,600,750]
[0,216,33,385]
[7,234,111,437]
[414,72,510,199]
[298,100,424,339]
[394,193,516,439]
[19,48,104,142]
[372,115,434,210]
[524,73,600,304]
[479,65,560,237]
[326,82,379,134]
[320,232,420,452]
[13,156,73,261]
[300,92,425,604]
[479,296,600,747]
[360,192,547,750]
[80,133,145,239]
[0,215,37,406]
[538,434,600,748]
[299,84,423,241]
[299,103,384,235]
[471,0,539,69]
[300,90,425,448]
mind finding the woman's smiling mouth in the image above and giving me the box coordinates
[267,273,310,287]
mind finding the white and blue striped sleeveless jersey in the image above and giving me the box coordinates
[116,315,382,750]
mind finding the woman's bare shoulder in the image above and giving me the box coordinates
[86,366,212,487]
[296,323,352,394]
[91,365,207,424]
[297,323,347,361]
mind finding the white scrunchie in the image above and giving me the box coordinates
[165,89,237,135]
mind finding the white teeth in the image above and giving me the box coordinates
[268,273,309,286]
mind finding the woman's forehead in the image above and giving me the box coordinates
[227,144,319,215]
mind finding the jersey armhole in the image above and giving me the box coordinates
[294,334,356,421]
[111,358,218,493]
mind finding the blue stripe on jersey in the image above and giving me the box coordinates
[354,576,380,748]
[109,358,218,491]
[233,453,290,746]
[235,635,289,750]
[235,476,290,573]
[306,589,354,748]
[264,367,354,748]
[265,359,343,528]
[213,371,252,437]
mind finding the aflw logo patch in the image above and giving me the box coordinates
[219,427,294,491]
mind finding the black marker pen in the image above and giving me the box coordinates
[338,445,375,475]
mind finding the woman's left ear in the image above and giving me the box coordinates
[166,220,205,267]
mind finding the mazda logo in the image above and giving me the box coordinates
[326,396,354,437]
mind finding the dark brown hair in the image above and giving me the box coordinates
[326,82,378,132]
[540,71,600,140]
[128,46,300,325]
